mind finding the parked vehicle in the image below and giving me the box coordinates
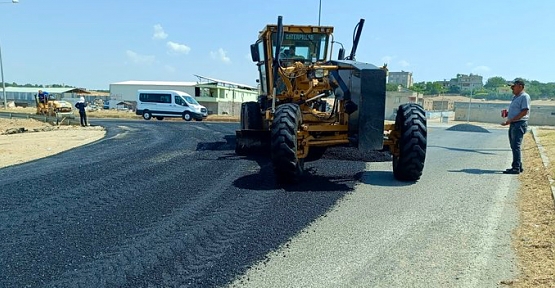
[135,90,208,121]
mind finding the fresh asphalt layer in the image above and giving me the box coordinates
[0,119,519,287]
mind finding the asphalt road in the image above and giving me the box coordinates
[0,119,519,287]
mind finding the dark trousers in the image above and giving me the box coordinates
[508,121,527,170]
[79,111,87,126]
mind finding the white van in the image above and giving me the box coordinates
[135,90,208,121]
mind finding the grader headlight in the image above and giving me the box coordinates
[314,68,325,79]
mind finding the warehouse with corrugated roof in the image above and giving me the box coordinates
[0,87,102,108]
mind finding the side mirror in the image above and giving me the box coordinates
[338,48,345,60]
[250,44,260,62]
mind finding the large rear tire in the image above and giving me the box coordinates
[393,103,427,181]
[240,101,263,130]
[271,103,304,183]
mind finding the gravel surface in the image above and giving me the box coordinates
[0,120,365,287]
[229,124,519,287]
[0,119,533,287]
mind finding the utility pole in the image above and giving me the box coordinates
[1,0,19,109]
[318,0,322,25]
[466,88,473,123]
[1,44,6,109]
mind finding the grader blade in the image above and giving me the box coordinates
[235,130,271,156]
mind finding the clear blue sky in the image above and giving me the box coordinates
[0,0,553,90]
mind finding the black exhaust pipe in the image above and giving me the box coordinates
[346,19,365,61]
[272,16,284,89]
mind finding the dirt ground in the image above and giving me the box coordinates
[0,116,553,286]
[509,132,555,287]
[0,118,105,168]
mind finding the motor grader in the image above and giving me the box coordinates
[236,16,427,183]
[35,93,74,118]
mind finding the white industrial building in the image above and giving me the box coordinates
[109,76,258,115]
[109,81,197,102]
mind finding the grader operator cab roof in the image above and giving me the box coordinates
[258,24,335,63]
[259,24,334,36]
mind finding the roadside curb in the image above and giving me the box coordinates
[531,127,555,206]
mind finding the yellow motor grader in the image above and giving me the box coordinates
[236,16,427,183]
[35,93,73,117]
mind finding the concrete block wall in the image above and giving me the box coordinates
[454,102,555,126]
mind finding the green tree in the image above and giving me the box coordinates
[540,83,555,98]
[426,82,444,95]
[386,83,400,91]
[448,85,460,94]
[409,82,426,94]
[525,81,541,100]
[484,76,507,89]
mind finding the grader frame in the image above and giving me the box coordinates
[236,16,427,183]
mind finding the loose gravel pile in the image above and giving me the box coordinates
[446,123,491,133]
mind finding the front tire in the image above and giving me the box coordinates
[392,103,427,181]
[143,111,152,120]
[156,116,164,120]
[271,103,304,183]
[183,112,192,121]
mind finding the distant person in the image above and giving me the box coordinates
[501,78,531,174]
[38,90,49,104]
[36,90,50,114]
[75,96,88,127]
[37,90,49,110]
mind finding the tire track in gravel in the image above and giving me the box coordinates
[0,121,359,287]
[1,121,241,287]
[46,160,272,287]
[0,123,197,231]
[119,159,360,288]
[0,152,200,242]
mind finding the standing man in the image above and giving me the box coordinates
[502,78,531,174]
[37,90,49,113]
[38,90,49,104]
[75,96,88,127]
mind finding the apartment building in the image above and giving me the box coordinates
[388,71,413,88]
[449,73,483,92]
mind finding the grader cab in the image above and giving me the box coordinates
[236,16,427,183]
